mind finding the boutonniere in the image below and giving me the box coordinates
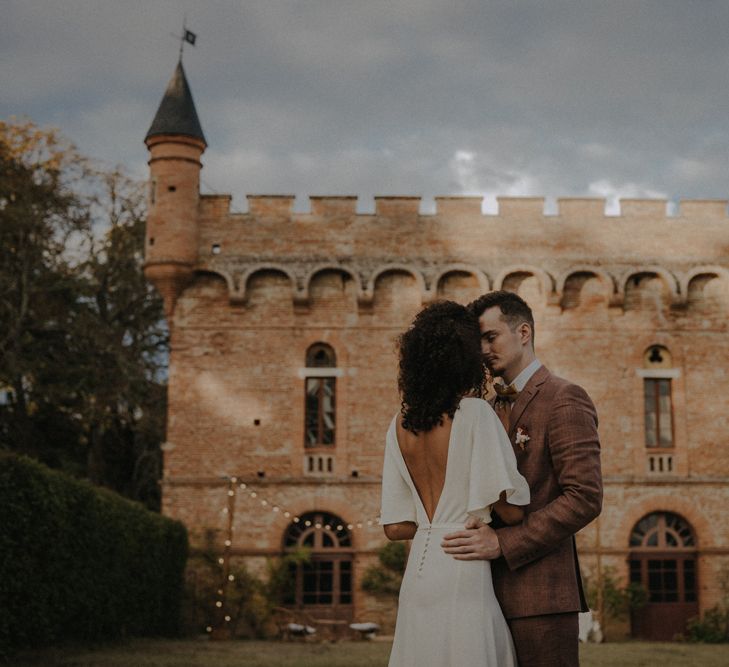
[515,426,530,450]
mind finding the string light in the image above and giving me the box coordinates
[207,476,380,637]
[219,477,380,532]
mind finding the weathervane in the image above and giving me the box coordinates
[171,15,197,61]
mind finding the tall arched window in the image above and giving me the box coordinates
[628,511,698,640]
[642,345,674,449]
[304,343,337,448]
[638,345,679,475]
[283,511,353,620]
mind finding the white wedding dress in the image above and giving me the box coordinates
[380,398,530,667]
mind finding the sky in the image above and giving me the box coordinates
[3,0,729,214]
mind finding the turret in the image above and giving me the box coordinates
[144,60,207,319]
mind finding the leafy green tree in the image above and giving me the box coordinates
[73,169,168,508]
[0,119,90,466]
[0,119,167,509]
[361,541,407,598]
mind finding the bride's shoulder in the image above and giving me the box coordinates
[459,396,488,406]
[459,396,493,416]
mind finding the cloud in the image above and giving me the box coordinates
[588,179,669,215]
[448,149,543,213]
[3,0,729,209]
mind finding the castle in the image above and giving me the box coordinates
[144,61,729,640]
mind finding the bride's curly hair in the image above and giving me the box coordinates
[398,301,485,434]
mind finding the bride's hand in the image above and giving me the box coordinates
[464,516,484,530]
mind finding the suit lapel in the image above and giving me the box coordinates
[508,365,550,439]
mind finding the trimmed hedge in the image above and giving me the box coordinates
[0,454,188,653]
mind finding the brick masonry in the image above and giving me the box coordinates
[145,132,729,635]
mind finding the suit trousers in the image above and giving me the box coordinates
[507,612,579,667]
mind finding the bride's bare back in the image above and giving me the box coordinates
[395,416,453,523]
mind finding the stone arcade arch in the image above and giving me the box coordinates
[628,511,698,640]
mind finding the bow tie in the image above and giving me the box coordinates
[494,383,519,402]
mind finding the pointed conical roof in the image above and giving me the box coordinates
[145,60,206,145]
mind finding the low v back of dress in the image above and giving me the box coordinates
[380,398,530,666]
[394,416,454,524]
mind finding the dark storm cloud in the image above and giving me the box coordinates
[3,0,729,212]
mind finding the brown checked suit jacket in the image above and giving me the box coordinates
[491,365,602,619]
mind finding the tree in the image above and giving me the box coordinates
[0,118,168,510]
[361,541,407,598]
[0,119,90,466]
[74,169,168,508]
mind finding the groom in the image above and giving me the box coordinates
[442,291,602,667]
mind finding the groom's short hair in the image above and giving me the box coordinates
[468,290,535,346]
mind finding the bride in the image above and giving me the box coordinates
[380,301,530,666]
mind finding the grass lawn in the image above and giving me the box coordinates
[10,638,729,667]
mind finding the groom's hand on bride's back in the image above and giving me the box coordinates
[441,521,502,560]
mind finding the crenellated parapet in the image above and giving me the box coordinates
[188,193,729,315]
[199,193,729,220]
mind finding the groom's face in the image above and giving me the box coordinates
[477,306,526,381]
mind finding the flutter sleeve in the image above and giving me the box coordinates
[466,401,530,523]
[379,419,417,526]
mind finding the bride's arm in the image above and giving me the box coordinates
[384,521,417,541]
[491,491,524,525]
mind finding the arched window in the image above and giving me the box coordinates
[641,345,675,453]
[304,343,336,448]
[628,512,698,640]
[306,343,336,368]
[283,511,353,617]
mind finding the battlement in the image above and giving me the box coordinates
[200,193,729,220]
